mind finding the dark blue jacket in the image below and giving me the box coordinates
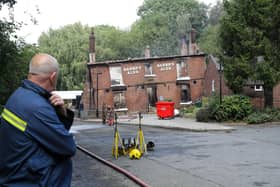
[0,80,76,187]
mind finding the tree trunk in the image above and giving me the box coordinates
[264,86,273,108]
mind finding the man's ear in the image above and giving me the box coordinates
[50,72,57,81]
[49,72,58,89]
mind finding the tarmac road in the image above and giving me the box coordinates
[71,121,280,187]
[71,150,138,187]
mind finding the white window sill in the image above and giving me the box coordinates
[114,108,128,112]
[177,76,191,81]
[180,101,192,105]
[111,84,126,87]
[144,74,156,78]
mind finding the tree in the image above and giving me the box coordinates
[208,0,223,25]
[0,0,38,107]
[197,1,223,55]
[0,40,38,106]
[94,25,140,61]
[130,13,175,56]
[220,0,280,107]
[131,0,208,56]
[197,24,221,55]
[38,22,89,90]
[38,23,139,90]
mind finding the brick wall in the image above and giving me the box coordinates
[250,97,265,109]
[204,58,232,97]
[273,83,280,108]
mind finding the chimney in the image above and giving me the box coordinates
[144,45,151,58]
[180,38,188,55]
[191,28,197,43]
[190,28,198,54]
[188,31,193,55]
[89,27,96,63]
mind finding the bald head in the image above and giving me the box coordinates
[29,53,59,75]
[28,53,59,92]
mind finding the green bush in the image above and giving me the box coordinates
[196,95,220,122]
[246,112,273,124]
[180,106,199,118]
[201,97,209,107]
[196,108,212,122]
[264,108,280,121]
[272,110,280,121]
[180,106,195,114]
[212,95,253,122]
[207,94,220,111]
[196,95,253,122]
[246,108,280,124]
[197,95,280,124]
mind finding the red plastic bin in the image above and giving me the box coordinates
[156,102,175,119]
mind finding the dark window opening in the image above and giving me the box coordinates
[181,85,191,102]
[147,86,157,107]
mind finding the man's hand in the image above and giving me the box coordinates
[50,93,64,107]
[50,93,67,116]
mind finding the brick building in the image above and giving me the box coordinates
[83,30,206,114]
[204,55,231,97]
[204,55,280,109]
[82,30,280,114]
[204,55,265,108]
[273,84,280,108]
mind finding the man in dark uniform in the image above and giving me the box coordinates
[0,53,76,186]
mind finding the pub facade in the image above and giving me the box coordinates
[83,30,206,114]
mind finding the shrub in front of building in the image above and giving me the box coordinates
[180,106,195,114]
[196,108,212,122]
[196,94,220,122]
[246,112,272,124]
[180,106,200,118]
[213,95,253,122]
[246,108,280,124]
[196,95,253,122]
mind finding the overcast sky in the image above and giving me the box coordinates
[0,0,218,44]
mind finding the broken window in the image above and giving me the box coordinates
[176,60,188,78]
[176,61,184,77]
[113,92,126,109]
[110,66,123,85]
[145,63,153,75]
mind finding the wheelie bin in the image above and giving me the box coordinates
[156,102,175,119]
